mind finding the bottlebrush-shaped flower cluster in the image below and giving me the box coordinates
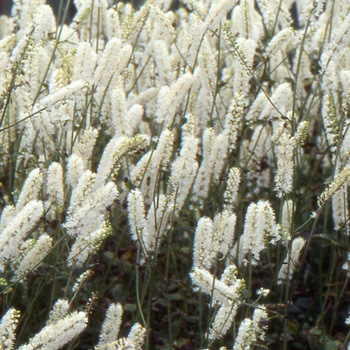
[1,0,350,349]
